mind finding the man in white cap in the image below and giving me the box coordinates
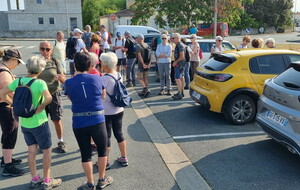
[66,28,88,77]
[100,25,110,52]
[136,34,151,97]
[113,32,127,73]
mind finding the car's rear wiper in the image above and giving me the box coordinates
[204,65,215,71]
[283,81,300,88]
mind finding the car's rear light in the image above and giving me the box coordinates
[196,71,232,82]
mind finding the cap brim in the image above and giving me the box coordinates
[18,59,26,65]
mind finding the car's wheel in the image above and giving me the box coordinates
[225,95,256,125]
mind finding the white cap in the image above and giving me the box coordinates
[73,28,83,34]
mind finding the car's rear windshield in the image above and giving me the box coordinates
[274,65,300,89]
[201,54,236,71]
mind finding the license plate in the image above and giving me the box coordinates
[192,90,201,100]
[265,110,288,127]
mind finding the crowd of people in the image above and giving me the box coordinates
[0,24,278,189]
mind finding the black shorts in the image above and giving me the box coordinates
[0,103,19,149]
[45,92,63,121]
[117,58,127,66]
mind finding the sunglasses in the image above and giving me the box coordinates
[171,37,177,40]
[246,41,250,42]
[40,47,51,52]
[217,40,223,42]
[162,38,167,40]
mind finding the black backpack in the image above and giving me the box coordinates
[12,78,42,118]
[105,74,132,107]
[66,37,78,59]
[142,44,152,65]
[185,46,190,62]
[151,37,158,51]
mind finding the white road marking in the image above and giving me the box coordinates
[0,46,11,49]
[15,46,24,49]
[147,101,195,105]
[173,131,265,140]
[27,46,36,49]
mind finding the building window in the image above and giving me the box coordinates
[38,18,44,24]
[36,0,42,4]
[49,18,55,24]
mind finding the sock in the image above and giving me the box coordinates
[43,178,51,183]
[58,138,63,143]
[32,175,40,181]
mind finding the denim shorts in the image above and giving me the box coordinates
[175,67,185,79]
[21,122,52,149]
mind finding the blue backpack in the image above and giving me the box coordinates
[12,78,41,118]
[105,74,132,107]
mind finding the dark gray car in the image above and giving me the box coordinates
[256,63,300,155]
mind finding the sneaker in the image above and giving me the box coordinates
[96,176,113,189]
[2,164,24,177]
[31,176,43,189]
[184,86,189,90]
[172,92,180,99]
[173,93,183,100]
[80,182,95,190]
[57,142,67,153]
[42,178,62,190]
[95,161,110,170]
[117,156,128,167]
[91,144,97,155]
[1,157,22,167]
[132,82,136,87]
[144,89,150,98]
[158,89,164,95]
[166,90,172,96]
[181,91,185,97]
[125,82,133,88]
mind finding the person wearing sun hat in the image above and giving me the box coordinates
[0,49,25,177]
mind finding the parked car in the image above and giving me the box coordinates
[142,33,162,47]
[113,25,160,38]
[190,49,300,125]
[185,39,236,64]
[182,23,229,36]
[256,63,300,155]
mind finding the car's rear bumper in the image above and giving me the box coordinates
[189,88,211,110]
[256,118,300,155]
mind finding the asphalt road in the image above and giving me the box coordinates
[1,37,300,190]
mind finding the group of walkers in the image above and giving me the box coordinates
[0,25,129,190]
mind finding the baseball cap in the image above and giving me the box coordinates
[4,49,25,65]
[73,28,83,34]
[136,34,144,40]
[116,32,122,37]
[124,31,131,36]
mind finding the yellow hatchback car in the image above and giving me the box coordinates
[190,49,300,125]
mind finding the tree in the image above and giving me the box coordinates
[245,0,293,29]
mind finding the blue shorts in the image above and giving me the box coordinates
[21,122,52,149]
[175,67,185,79]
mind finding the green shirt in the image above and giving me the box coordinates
[8,77,48,128]
[38,58,64,94]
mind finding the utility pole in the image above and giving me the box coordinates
[65,0,70,36]
[213,0,218,38]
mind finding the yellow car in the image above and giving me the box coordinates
[190,49,300,125]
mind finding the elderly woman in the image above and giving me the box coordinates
[189,34,200,82]
[252,38,264,48]
[265,38,276,48]
[99,52,128,169]
[237,35,251,50]
[64,52,113,190]
[0,55,61,189]
[88,52,102,76]
[0,49,24,177]
[211,36,225,56]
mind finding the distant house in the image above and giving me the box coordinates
[0,0,82,38]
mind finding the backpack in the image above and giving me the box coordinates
[185,46,190,62]
[66,37,78,59]
[82,32,93,49]
[199,49,203,59]
[151,37,158,51]
[142,43,152,65]
[107,32,112,44]
[12,78,42,118]
[105,73,132,107]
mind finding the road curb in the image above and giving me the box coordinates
[129,88,211,190]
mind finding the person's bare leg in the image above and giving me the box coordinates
[82,161,94,184]
[97,156,107,179]
[28,145,38,178]
[42,147,52,179]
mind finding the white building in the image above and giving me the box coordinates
[0,0,82,38]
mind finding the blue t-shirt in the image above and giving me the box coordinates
[65,74,105,129]
[189,27,197,34]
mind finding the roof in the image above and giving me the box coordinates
[100,9,134,18]
[228,49,300,58]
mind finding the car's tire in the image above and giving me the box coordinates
[225,95,256,125]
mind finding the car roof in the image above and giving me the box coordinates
[180,35,203,40]
[227,49,300,58]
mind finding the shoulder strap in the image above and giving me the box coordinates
[26,78,36,86]
[54,40,57,47]
[0,68,14,80]
[115,38,118,46]
[105,73,121,81]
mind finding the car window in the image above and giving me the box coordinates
[199,42,211,53]
[144,37,154,45]
[147,30,160,34]
[250,55,286,74]
[274,67,300,89]
[223,42,235,50]
[201,54,236,71]
[285,54,300,65]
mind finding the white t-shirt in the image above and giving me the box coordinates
[68,37,86,62]
[114,38,126,59]
[52,40,66,63]
[102,31,109,49]
[102,72,124,115]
